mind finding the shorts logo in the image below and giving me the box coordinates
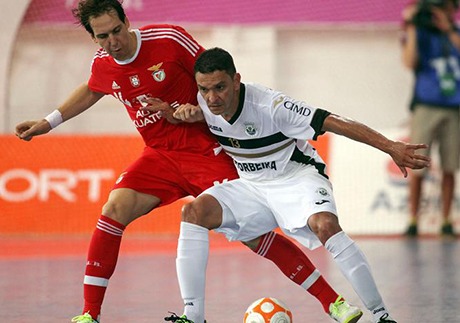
[316,187,329,196]
[129,75,140,87]
[244,122,257,136]
[115,172,127,184]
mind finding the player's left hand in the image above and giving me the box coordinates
[140,97,180,124]
[173,104,204,123]
[388,141,431,177]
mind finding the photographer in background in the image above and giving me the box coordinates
[402,0,460,237]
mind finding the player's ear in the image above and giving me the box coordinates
[234,73,241,88]
[125,16,131,29]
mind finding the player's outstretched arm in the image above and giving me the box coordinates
[15,83,104,141]
[322,113,431,177]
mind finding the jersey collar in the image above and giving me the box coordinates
[227,83,246,124]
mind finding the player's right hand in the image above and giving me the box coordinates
[15,119,52,141]
[388,141,431,178]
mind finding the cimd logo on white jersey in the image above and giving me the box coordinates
[283,100,312,117]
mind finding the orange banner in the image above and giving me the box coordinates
[0,134,329,235]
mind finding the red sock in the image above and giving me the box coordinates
[82,215,125,320]
[255,231,338,313]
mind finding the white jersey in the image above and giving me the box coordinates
[197,82,330,181]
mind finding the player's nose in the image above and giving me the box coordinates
[206,90,219,104]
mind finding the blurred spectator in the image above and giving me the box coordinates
[401,0,460,236]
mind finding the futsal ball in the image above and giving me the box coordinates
[244,297,293,323]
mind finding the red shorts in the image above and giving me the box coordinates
[112,146,238,206]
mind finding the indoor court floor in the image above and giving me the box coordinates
[1,234,459,323]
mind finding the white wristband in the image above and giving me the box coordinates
[44,110,63,129]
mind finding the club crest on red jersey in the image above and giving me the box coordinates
[148,62,166,82]
[129,75,141,87]
[152,70,166,82]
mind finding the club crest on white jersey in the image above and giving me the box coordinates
[244,122,257,136]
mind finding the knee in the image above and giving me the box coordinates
[308,212,341,244]
[101,189,160,226]
[181,201,204,225]
[181,202,194,222]
[181,197,222,230]
[101,199,131,225]
[102,200,119,219]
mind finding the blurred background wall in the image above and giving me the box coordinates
[2,0,413,133]
[1,0,459,235]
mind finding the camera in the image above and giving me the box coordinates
[412,0,458,29]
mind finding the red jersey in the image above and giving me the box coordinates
[88,24,217,154]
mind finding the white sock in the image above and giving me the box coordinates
[176,222,209,323]
[325,231,391,319]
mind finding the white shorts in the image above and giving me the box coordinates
[201,162,337,250]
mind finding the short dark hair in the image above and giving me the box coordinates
[72,0,127,37]
[194,47,237,77]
